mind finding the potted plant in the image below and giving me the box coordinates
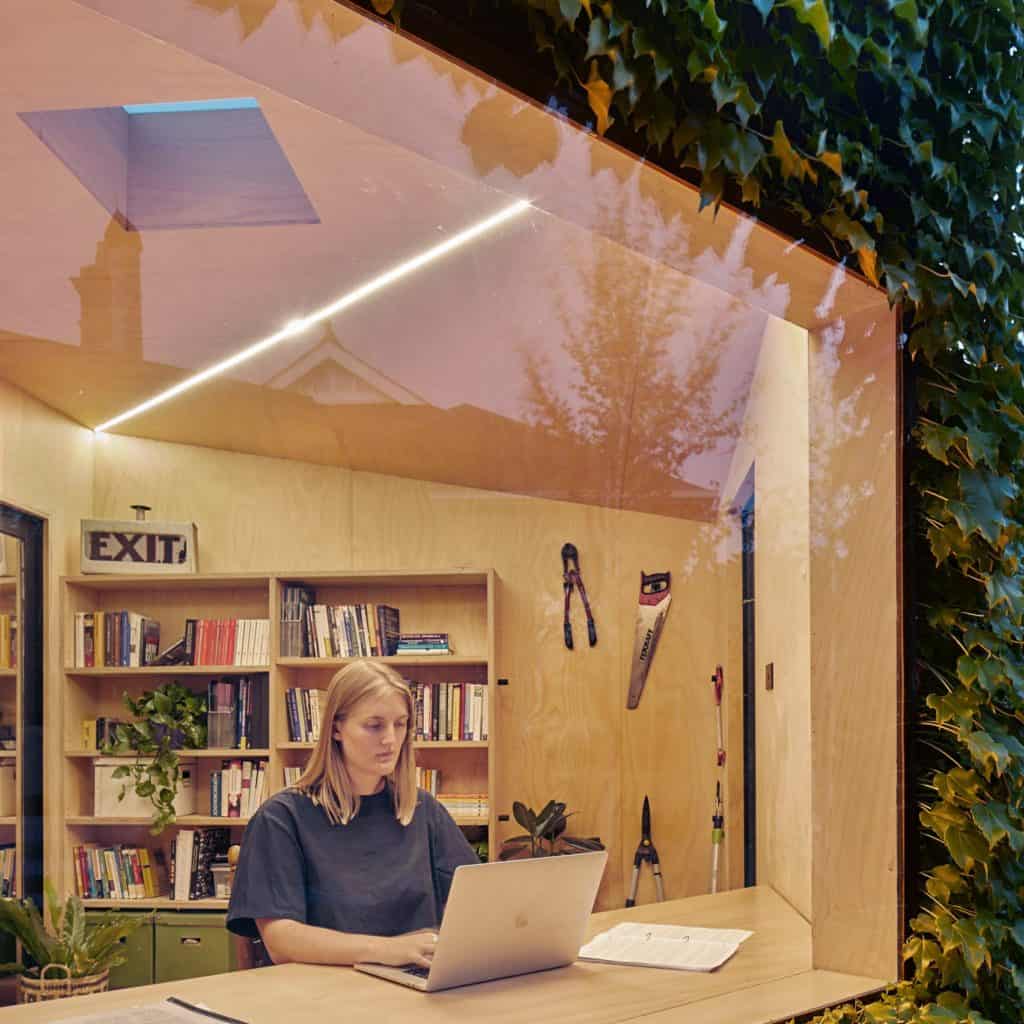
[103,681,207,834]
[0,882,141,1003]
[499,800,605,859]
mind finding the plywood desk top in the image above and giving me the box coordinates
[0,887,885,1023]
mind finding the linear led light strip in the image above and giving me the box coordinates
[94,198,533,433]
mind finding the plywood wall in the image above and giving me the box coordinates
[808,306,900,979]
[722,316,812,921]
[93,434,744,909]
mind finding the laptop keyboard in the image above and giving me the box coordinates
[402,965,431,978]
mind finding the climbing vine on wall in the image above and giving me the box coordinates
[490,2,1024,1021]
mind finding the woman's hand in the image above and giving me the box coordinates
[375,929,439,967]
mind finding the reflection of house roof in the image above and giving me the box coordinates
[265,324,426,406]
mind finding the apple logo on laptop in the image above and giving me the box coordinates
[514,913,529,929]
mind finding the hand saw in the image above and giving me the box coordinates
[626,571,672,709]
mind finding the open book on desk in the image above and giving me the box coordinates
[578,921,753,972]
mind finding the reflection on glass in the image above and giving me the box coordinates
[0,535,20,902]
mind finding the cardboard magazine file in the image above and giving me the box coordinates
[0,762,14,817]
[94,757,196,818]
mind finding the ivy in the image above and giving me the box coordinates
[479,0,1024,1019]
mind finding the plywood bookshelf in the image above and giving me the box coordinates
[59,570,496,910]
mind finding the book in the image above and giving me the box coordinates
[578,922,753,972]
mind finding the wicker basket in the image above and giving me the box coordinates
[17,964,109,1003]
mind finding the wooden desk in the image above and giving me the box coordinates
[0,888,885,1023]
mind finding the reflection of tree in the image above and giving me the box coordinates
[520,207,753,512]
[189,0,362,43]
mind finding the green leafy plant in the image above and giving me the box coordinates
[103,682,207,834]
[0,881,141,978]
[499,799,605,859]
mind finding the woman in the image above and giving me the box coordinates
[227,660,480,967]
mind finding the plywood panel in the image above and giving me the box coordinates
[618,509,743,906]
[93,434,353,572]
[724,317,813,920]
[808,304,900,978]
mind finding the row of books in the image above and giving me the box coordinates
[0,616,16,669]
[0,846,14,896]
[207,676,269,750]
[170,827,231,901]
[298,603,401,660]
[72,843,164,900]
[396,632,453,656]
[416,766,440,795]
[82,717,125,751]
[411,683,488,742]
[81,677,269,753]
[283,765,302,787]
[209,759,268,818]
[72,611,160,668]
[437,794,489,819]
[181,619,269,667]
[285,687,323,743]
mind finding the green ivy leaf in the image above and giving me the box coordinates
[782,0,832,48]
[700,0,726,40]
[972,800,1024,852]
[964,730,1011,777]
[949,469,1017,544]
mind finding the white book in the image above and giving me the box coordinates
[578,922,753,973]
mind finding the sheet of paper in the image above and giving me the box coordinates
[48,998,239,1024]
[578,921,753,972]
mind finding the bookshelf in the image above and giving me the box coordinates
[59,569,496,910]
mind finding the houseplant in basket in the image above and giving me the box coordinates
[102,680,207,834]
[498,800,605,859]
[0,881,141,1003]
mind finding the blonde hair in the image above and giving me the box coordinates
[293,660,418,826]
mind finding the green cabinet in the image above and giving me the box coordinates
[85,910,154,990]
[154,911,237,983]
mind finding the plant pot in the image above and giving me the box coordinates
[17,965,109,1003]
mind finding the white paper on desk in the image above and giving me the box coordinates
[47,998,234,1024]
[578,922,754,972]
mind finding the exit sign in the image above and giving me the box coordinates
[80,519,198,575]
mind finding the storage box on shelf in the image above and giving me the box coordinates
[59,570,497,915]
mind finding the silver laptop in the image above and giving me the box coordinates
[355,849,607,992]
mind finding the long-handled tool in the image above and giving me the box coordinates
[561,543,597,649]
[710,782,724,895]
[626,572,671,708]
[625,795,665,907]
[712,664,725,767]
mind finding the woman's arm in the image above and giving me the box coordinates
[257,918,438,967]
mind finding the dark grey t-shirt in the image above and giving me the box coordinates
[226,786,479,944]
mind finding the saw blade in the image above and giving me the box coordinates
[626,571,672,708]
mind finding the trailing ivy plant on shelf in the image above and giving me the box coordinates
[498,800,604,859]
[102,682,207,834]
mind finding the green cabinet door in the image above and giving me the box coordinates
[85,910,154,990]
[154,912,237,983]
